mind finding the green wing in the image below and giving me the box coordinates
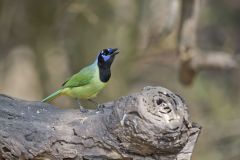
[62,64,95,88]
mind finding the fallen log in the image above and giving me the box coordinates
[0,86,201,160]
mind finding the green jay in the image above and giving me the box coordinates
[42,48,119,111]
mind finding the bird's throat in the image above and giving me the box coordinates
[97,55,113,83]
[98,67,111,83]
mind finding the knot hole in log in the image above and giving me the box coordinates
[107,86,196,158]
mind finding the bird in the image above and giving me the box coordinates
[42,48,119,112]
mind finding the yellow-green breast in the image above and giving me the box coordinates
[61,63,107,99]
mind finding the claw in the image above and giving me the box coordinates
[76,99,88,113]
[79,106,88,113]
[97,104,105,112]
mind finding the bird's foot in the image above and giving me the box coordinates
[97,104,105,112]
[79,106,88,113]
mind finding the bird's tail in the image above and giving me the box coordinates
[41,89,62,102]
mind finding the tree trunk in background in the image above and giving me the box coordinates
[0,86,200,160]
[178,0,239,85]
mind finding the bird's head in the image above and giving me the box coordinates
[97,48,119,68]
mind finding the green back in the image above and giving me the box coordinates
[62,62,96,88]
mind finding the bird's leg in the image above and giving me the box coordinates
[88,99,105,111]
[88,99,99,105]
[76,99,88,113]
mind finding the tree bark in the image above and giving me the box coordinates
[0,86,201,160]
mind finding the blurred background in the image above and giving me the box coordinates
[0,0,239,159]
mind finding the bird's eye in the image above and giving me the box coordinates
[102,49,109,55]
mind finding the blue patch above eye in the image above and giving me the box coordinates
[107,48,113,52]
[102,55,110,61]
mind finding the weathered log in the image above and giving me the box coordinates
[0,86,201,160]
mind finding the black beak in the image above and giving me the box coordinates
[111,48,119,56]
